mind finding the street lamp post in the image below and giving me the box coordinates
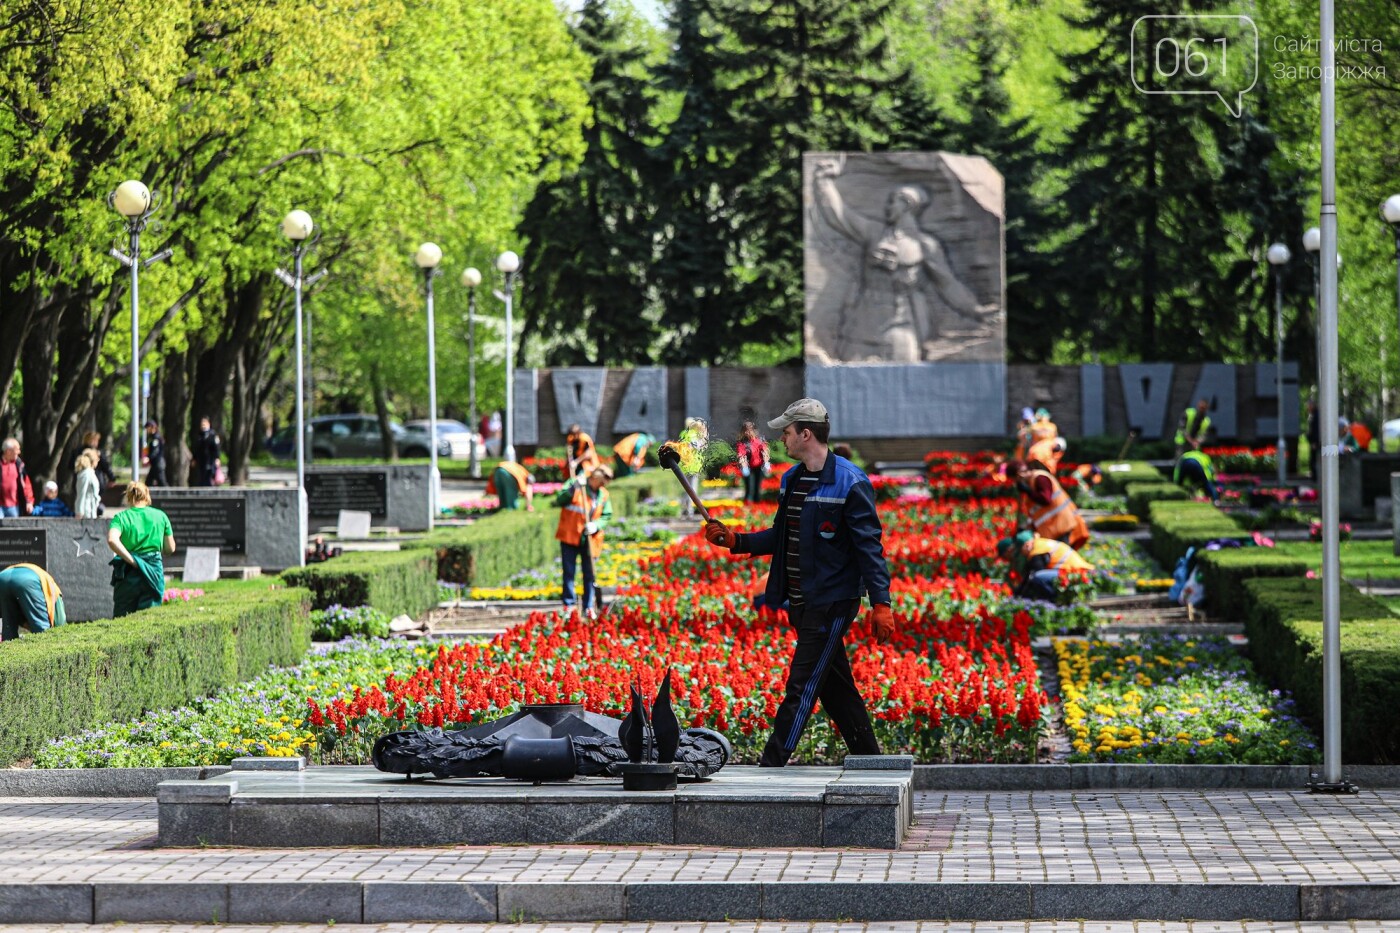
[494,250,521,463]
[108,180,173,482]
[1267,243,1291,483]
[461,267,483,478]
[273,209,325,567]
[416,242,444,526]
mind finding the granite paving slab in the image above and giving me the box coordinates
[8,790,1400,921]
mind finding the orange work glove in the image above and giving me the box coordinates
[703,519,738,550]
[869,603,896,641]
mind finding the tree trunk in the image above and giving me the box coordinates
[371,363,398,462]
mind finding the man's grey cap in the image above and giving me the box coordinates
[768,398,830,432]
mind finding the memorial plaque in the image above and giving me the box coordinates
[336,509,373,540]
[0,528,46,569]
[183,547,221,583]
[308,471,388,517]
[156,497,247,554]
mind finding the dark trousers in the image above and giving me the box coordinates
[560,541,597,611]
[743,468,763,502]
[759,598,881,767]
[146,460,167,487]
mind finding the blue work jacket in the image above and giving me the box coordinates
[737,453,892,609]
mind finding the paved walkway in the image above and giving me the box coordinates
[6,923,1400,932]
[12,790,1400,886]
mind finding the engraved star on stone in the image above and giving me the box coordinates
[72,525,105,558]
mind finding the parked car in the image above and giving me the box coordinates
[404,419,483,461]
[263,415,450,460]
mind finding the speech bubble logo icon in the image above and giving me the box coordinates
[1130,15,1259,118]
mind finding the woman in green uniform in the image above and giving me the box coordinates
[106,481,175,616]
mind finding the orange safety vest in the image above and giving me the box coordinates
[556,483,609,557]
[569,432,601,473]
[1027,537,1093,574]
[486,460,530,496]
[11,562,61,624]
[1026,438,1061,472]
[613,433,646,464]
[1021,468,1088,549]
[1030,419,1057,442]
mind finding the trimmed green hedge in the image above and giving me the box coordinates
[1194,549,1309,621]
[1125,481,1190,521]
[0,580,310,763]
[1147,500,1245,567]
[1242,577,1400,763]
[416,473,658,585]
[1100,461,1164,494]
[282,550,437,616]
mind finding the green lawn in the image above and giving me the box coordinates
[1271,539,1400,581]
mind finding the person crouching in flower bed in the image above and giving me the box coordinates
[487,459,534,512]
[554,465,612,618]
[996,531,1094,603]
[105,481,175,617]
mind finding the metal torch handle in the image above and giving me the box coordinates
[667,465,711,521]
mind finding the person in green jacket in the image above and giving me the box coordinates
[106,481,175,617]
[1174,398,1212,457]
[1173,450,1218,503]
[0,563,66,640]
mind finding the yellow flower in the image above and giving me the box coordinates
[1279,739,1291,746]
[159,741,173,748]
[1153,706,1168,714]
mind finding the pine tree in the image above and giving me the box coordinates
[695,0,909,362]
[1054,0,1240,361]
[517,0,659,365]
[943,9,1061,363]
[650,0,740,364]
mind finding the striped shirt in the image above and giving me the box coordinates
[784,468,820,605]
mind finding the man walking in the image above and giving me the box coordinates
[144,421,167,487]
[193,417,221,487]
[704,398,895,767]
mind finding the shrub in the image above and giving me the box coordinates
[282,550,437,617]
[1194,549,1308,621]
[0,580,310,764]
[1099,461,1164,494]
[311,604,391,640]
[1125,481,1189,520]
[417,473,655,585]
[1242,577,1400,763]
[1147,500,1244,567]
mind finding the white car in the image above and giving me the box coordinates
[406,419,482,461]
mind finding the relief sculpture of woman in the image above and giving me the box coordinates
[811,157,997,362]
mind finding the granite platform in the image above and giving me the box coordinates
[156,758,915,850]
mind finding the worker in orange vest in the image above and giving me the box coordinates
[997,531,1095,602]
[486,460,534,511]
[1009,459,1089,550]
[611,432,654,478]
[1030,408,1057,443]
[565,424,602,478]
[554,465,613,617]
[1026,436,1066,473]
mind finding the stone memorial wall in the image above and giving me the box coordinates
[0,518,113,621]
[306,465,431,532]
[150,488,301,572]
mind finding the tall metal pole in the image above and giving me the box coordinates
[1275,270,1287,483]
[293,245,308,566]
[128,227,141,482]
[305,305,314,464]
[467,286,479,478]
[503,273,516,463]
[1313,0,1349,792]
[1393,230,1400,360]
[425,268,440,526]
